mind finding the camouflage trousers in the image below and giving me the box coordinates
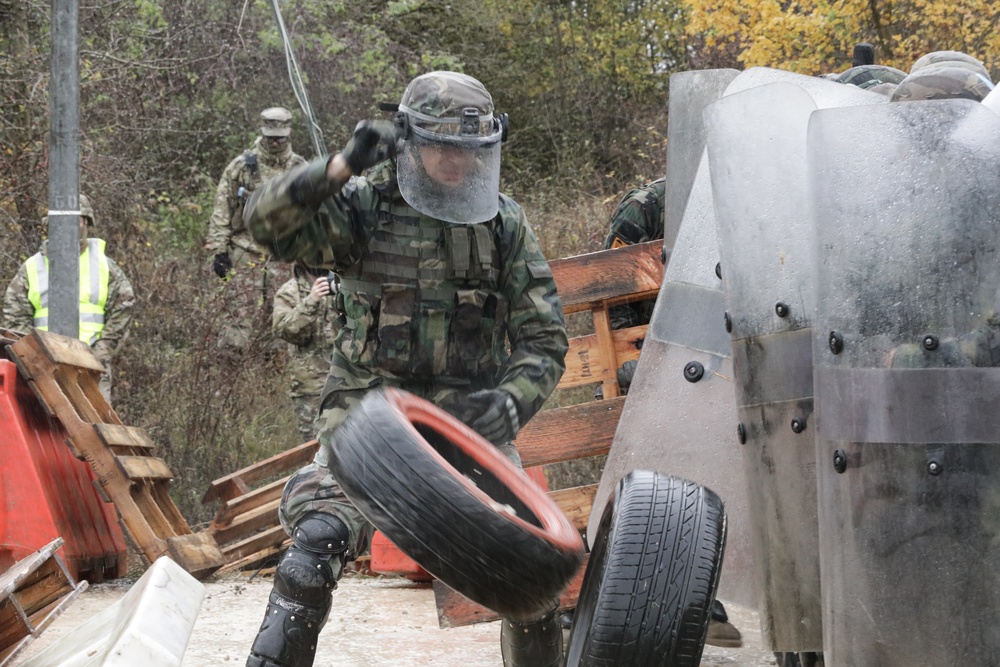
[290,392,322,444]
[277,384,521,562]
[216,247,289,351]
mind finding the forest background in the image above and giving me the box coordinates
[1,0,998,524]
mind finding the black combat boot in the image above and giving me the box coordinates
[500,604,563,667]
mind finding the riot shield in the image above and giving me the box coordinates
[810,99,1000,665]
[664,69,739,253]
[705,78,886,652]
[589,149,756,608]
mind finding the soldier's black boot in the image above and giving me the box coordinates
[246,512,350,667]
[500,604,563,667]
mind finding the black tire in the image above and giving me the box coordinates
[329,387,584,621]
[565,470,727,666]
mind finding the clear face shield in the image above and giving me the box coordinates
[397,106,503,224]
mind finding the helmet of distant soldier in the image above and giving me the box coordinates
[891,63,995,102]
[395,71,507,224]
[79,193,95,227]
[837,64,908,90]
[260,107,293,137]
[910,51,991,81]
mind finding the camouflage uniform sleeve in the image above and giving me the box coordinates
[496,197,569,427]
[273,277,322,346]
[95,258,135,360]
[206,155,245,255]
[3,262,34,333]
[603,195,655,250]
[244,158,374,270]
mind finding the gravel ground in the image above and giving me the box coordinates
[18,572,780,666]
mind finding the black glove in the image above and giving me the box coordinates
[466,389,520,446]
[212,252,232,278]
[341,120,400,174]
[617,360,638,391]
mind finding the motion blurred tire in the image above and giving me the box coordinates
[566,470,727,666]
[330,387,584,621]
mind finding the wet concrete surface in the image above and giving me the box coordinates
[19,572,779,666]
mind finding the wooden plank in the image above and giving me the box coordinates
[0,539,64,601]
[433,553,589,628]
[221,524,289,562]
[116,455,174,482]
[31,329,106,373]
[209,498,282,546]
[0,581,86,667]
[549,484,598,532]
[166,534,225,579]
[94,423,156,451]
[560,325,646,389]
[216,540,291,575]
[550,241,663,314]
[211,477,288,529]
[202,440,320,504]
[515,398,623,467]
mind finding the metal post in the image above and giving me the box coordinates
[48,0,80,339]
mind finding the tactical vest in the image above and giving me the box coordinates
[25,238,110,345]
[335,196,509,383]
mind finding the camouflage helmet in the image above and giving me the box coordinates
[396,72,506,224]
[910,51,988,78]
[891,63,995,102]
[837,64,907,90]
[79,193,95,227]
[260,107,293,137]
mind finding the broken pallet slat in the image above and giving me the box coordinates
[201,440,319,505]
[515,398,623,468]
[94,423,157,451]
[549,240,662,314]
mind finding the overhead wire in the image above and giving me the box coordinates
[268,0,327,158]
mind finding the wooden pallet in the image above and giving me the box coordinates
[201,241,664,586]
[8,330,224,579]
[0,538,87,666]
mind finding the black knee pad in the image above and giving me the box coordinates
[246,513,350,667]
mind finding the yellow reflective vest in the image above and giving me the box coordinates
[25,238,110,345]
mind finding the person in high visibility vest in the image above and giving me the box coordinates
[3,193,135,401]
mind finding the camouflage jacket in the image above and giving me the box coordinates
[205,137,307,257]
[3,240,135,363]
[603,178,666,249]
[273,272,339,398]
[245,158,568,430]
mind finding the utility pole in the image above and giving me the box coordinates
[48,0,80,339]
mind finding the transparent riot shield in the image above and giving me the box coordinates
[810,99,1000,665]
[705,78,886,653]
[664,69,739,253]
[589,149,756,608]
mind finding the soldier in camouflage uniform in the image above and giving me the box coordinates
[3,194,134,401]
[272,265,339,443]
[243,71,568,667]
[206,107,308,349]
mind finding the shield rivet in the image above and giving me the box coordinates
[928,461,943,476]
[922,335,939,351]
[737,423,747,444]
[791,418,806,434]
[833,449,847,473]
[724,312,733,333]
[684,361,705,383]
[829,331,844,355]
[775,302,790,318]
[715,262,722,280]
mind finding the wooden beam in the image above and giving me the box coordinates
[550,241,663,314]
[202,440,319,504]
[515,398,623,467]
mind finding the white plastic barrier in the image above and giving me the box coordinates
[21,557,205,667]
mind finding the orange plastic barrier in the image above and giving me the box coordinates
[0,359,126,582]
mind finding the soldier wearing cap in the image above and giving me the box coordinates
[4,194,135,402]
[243,71,569,667]
[206,107,308,349]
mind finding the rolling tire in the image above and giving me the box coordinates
[566,470,727,667]
[329,387,584,621]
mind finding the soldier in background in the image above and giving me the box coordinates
[206,107,308,350]
[3,194,134,401]
[243,71,569,667]
[272,265,339,443]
